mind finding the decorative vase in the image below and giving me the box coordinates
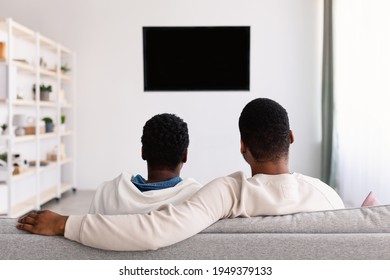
[40,91,50,101]
[45,123,54,133]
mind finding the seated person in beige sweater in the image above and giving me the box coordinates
[17,98,344,251]
[88,113,202,215]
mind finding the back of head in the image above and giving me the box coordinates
[239,98,291,162]
[142,113,189,169]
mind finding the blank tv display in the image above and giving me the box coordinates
[143,26,250,91]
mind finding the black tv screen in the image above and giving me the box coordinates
[143,26,250,91]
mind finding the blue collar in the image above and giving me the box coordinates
[131,174,183,192]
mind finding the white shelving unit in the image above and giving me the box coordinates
[0,18,76,218]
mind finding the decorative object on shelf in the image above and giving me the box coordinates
[12,114,27,136]
[61,64,71,73]
[13,58,29,65]
[28,160,49,167]
[42,117,54,133]
[32,84,52,101]
[39,57,47,69]
[12,153,28,168]
[24,117,45,135]
[59,143,66,160]
[11,153,28,175]
[0,42,6,61]
[60,115,66,132]
[59,89,65,101]
[0,152,7,163]
[47,147,57,161]
[16,87,24,100]
[1,123,7,135]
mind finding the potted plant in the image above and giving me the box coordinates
[61,64,71,74]
[42,117,54,133]
[33,84,52,101]
[1,123,7,135]
[60,114,66,132]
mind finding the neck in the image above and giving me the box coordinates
[250,158,290,176]
[146,165,181,183]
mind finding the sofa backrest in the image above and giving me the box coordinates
[203,205,390,233]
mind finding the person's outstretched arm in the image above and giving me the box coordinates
[18,175,241,251]
[17,171,343,251]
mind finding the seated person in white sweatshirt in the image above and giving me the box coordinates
[17,98,344,251]
[88,113,202,215]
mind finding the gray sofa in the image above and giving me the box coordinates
[1,205,390,260]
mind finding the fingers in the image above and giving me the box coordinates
[16,223,34,232]
[18,212,38,224]
[17,211,40,233]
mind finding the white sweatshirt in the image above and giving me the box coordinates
[65,171,344,251]
[88,172,202,215]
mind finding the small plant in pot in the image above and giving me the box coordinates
[33,84,52,101]
[61,64,71,74]
[42,117,54,133]
[1,123,7,135]
[60,115,66,132]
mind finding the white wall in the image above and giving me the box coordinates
[0,0,324,189]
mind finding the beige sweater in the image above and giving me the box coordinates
[65,171,344,251]
[88,172,202,215]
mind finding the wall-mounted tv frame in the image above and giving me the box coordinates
[143,26,250,91]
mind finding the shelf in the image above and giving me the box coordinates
[61,101,73,108]
[40,35,57,51]
[40,185,58,205]
[60,130,72,137]
[61,183,73,193]
[14,135,36,143]
[40,132,57,140]
[12,60,35,73]
[9,99,57,108]
[40,68,57,78]
[41,162,57,171]
[60,157,72,165]
[60,46,72,55]
[39,101,57,107]
[10,167,36,182]
[1,18,75,218]
[11,99,36,106]
[2,133,60,143]
[11,21,35,41]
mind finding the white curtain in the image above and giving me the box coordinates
[334,0,390,206]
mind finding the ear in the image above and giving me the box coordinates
[182,149,188,163]
[141,146,146,161]
[290,130,294,144]
[240,140,247,154]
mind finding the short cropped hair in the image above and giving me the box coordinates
[238,98,291,162]
[142,113,189,169]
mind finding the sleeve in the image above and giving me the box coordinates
[64,175,242,251]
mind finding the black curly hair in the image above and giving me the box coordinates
[141,113,189,169]
[239,98,291,162]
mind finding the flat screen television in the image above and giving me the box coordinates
[143,26,250,91]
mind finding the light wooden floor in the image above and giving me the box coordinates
[41,190,95,215]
